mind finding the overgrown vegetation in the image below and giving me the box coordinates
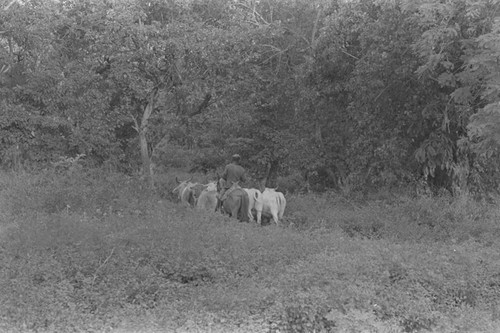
[1,169,500,332]
[1,0,500,193]
[1,0,500,331]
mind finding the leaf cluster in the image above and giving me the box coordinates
[1,0,500,192]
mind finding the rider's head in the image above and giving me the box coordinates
[231,154,241,163]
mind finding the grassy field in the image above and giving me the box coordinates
[1,169,500,332]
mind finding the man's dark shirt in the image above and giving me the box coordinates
[222,163,246,188]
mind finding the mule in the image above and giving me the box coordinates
[217,179,250,222]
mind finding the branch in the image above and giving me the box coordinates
[310,5,323,50]
[140,88,159,132]
[237,1,270,26]
[260,44,285,52]
[129,110,140,133]
[188,93,212,117]
[261,45,291,65]
[283,27,311,46]
[3,0,20,11]
[341,49,360,60]
[153,133,169,153]
[374,83,395,102]
[0,64,10,75]
[92,247,115,287]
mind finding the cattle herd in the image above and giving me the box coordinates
[172,177,287,225]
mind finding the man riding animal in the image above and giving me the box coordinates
[219,154,247,201]
[217,154,250,222]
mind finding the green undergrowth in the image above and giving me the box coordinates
[285,192,500,244]
[1,170,500,332]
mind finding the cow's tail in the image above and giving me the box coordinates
[240,191,250,222]
[277,194,286,219]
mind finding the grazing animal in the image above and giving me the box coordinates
[203,181,217,192]
[172,177,197,207]
[196,182,218,212]
[261,187,286,225]
[190,183,207,203]
[217,179,250,222]
[244,188,263,224]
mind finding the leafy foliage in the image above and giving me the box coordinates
[1,0,500,192]
[2,170,500,332]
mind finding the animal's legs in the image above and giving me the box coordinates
[248,208,254,222]
[231,201,239,220]
[256,209,262,225]
[272,212,279,226]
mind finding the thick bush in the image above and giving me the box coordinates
[1,171,500,332]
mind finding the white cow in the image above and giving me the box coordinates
[196,181,218,212]
[244,188,264,224]
[203,181,217,192]
[172,177,197,207]
[261,188,286,225]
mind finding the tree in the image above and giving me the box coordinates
[2,0,500,195]
[304,0,498,193]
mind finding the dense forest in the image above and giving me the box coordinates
[1,0,500,194]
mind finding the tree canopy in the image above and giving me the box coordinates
[1,0,499,193]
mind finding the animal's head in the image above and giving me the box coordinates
[186,185,198,206]
[172,176,193,195]
[190,183,206,200]
[263,186,279,193]
[181,182,200,206]
[203,181,217,192]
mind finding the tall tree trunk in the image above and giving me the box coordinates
[135,89,157,189]
[261,160,279,189]
[139,129,152,186]
[259,162,272,191]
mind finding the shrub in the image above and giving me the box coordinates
[277,172,307,194]
[385,194,500,243]
[153,142,198,170]
[339,216,385,239]
[190,150,226,174]
[1,170,500,332]
[273,305,336,333]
